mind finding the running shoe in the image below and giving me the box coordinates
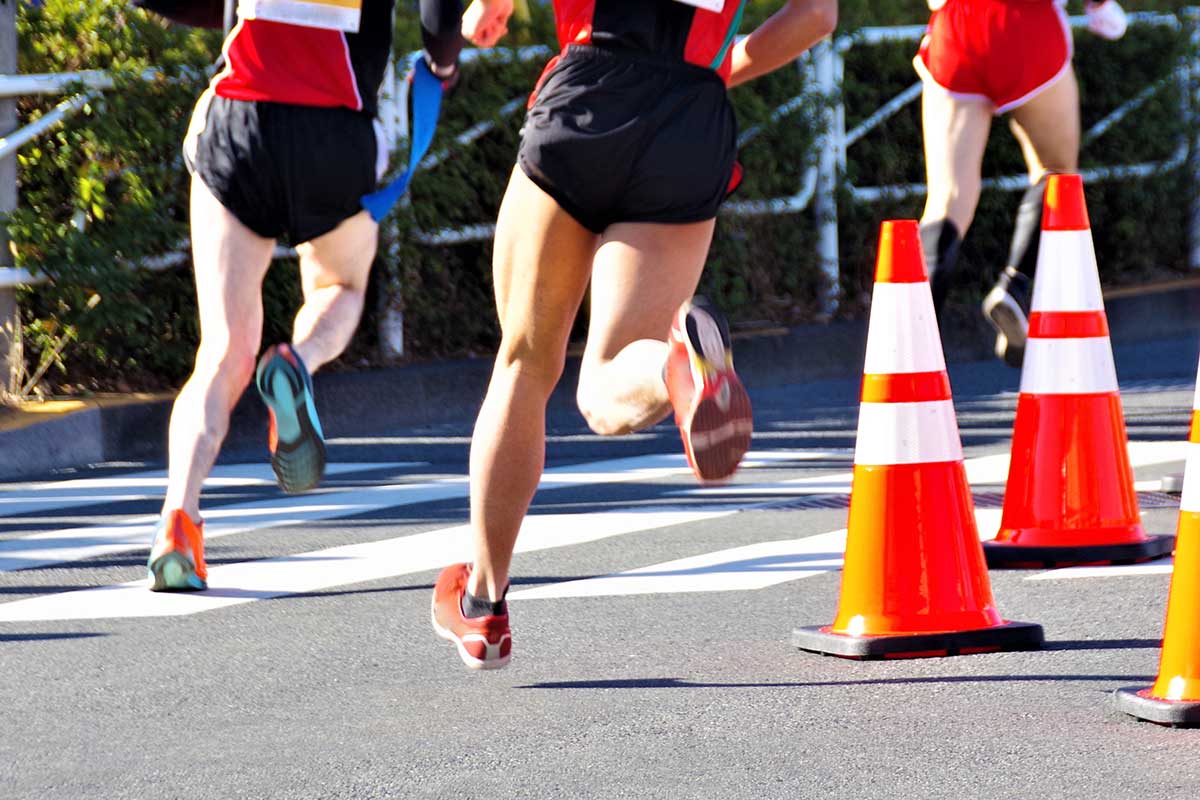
[981,266,1032,369]
[665,296,753,482]
[431,563,512,671]
[255,343,326,494]
[147,509,207,592]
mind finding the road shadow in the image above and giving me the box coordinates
[0,632,108,642]
[1045,638,1161,651]
[518,674,1155,691]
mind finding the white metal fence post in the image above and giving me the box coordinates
[1186,8,1200,269]
[0,0,19,402]
[813,39,841,317]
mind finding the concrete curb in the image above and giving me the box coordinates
[2,280,1198,480]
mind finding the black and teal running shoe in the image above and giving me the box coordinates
[255,343,326,494]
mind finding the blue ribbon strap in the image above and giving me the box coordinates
[361,57,444,222]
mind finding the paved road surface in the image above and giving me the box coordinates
[2,337,1199,799]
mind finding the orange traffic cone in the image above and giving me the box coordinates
[985,174,1174,568]
[1115,355,1200,726]
[793,221,1042,659]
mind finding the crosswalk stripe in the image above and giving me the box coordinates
[0,462,423,518]
[0,440,1184,620]
[509,532,850,600]
[1026,558,1175,581]
[0,451,813,574]
[509,508,1005,600]
[0,507,738,622]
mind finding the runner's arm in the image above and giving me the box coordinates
[727,0,838,88]
[421,0,466,77]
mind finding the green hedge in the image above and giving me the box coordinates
[10,1,1198,394]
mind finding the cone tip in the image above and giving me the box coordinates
[1043,174,1090,231]
[875,220,927,283]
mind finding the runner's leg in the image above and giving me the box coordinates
[161,177,275,520]
[982,67,1081,366]
[575,220,715,435]
[918,89,992,314]
[467,167,598,601]
[291,210,379,370]
[1006,65,1080,279]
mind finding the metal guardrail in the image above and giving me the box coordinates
[2,12,1199,312]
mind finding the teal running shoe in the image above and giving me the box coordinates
[255,343,326,494]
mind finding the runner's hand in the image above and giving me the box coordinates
[462,0,513,48]
[1086,0,1127,40]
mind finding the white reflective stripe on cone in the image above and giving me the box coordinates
[1182,442,1200,513]
[854,400,964,466]
[862,282,946,375]
[1031,229,1105,313]
[1020,337,1119,395]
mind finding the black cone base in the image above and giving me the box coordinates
[1114,687,1200,727]
[792,621,1043,660]
[984,535,1175,569]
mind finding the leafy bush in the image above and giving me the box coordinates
[9,0,1198,393]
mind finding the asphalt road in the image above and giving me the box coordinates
[2,336,1199,800]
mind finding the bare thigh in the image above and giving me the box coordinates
[582,220,715,368]
[295,210,379,298]
[189,175,275,368]
[491,167,598,378]
[920,87,994,233]
[1008,66,1080,181]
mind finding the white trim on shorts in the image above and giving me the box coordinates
[912,6,1074,115]
[912,45,991,108]
[994,5,1074,114]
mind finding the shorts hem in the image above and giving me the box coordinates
[190,170,282,241]
[913,54,993,108]
[517,158,608,234]
[993,7,1074,114]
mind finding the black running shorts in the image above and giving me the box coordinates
[518,45,738,234]
[183,93,382,244]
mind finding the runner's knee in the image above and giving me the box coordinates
[575,383,625,436]
[494,339,567,397]
[195,340,258,390]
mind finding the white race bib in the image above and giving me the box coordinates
[239,0,362,33]
[673,0,725,12]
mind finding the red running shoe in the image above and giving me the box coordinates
[431,563,511,670]
[665,296,753,482]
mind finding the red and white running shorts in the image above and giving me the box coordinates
[915,0,1073,114]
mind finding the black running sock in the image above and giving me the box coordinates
[1007,176,1049,281]
[919,219,962,317]
[462,589,507,619]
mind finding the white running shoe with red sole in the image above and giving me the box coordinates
[665,296,753,482]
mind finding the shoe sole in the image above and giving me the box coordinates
[258,356,327,494]
[679,304,753,482]
[682,378,753,482]
[982,287,1027,369]
[148,552,206,592]
[430,599,511,671]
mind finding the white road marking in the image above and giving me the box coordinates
[0,503,1010,621]
[0,462,422,518]
[0,451,812,573]
[510,532,849,600]
[670,443,1188,498]
[1026,558,1175,581]
[510,508,1006,600]
[0,507,736,622]
[0,441,1184,618]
